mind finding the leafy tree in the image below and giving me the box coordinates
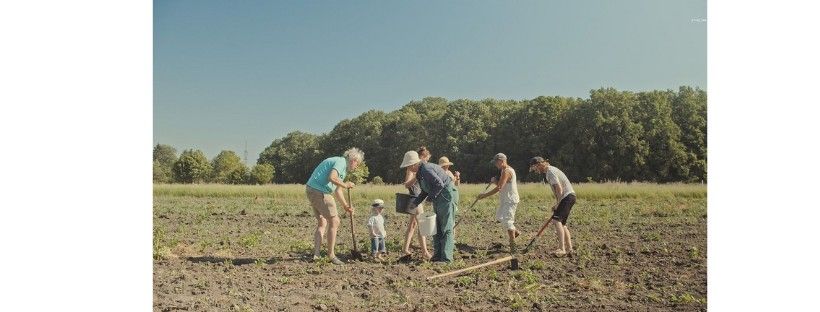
[378,109,430,182]
[634,91,690,182]
[671,86,707,181]
[493,96,578,182]
[556,88,648,182]
[345,162,370,185]
[153,160,172,183]
[153,144,177,167]
[322,110,386,180]
[172,149,212,183]
[211,150,247,184]
[257,131,322,183]
[250,163,275,184]
[153,144,177,183]
[191,87,707,184]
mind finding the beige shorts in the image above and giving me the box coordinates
[306,186,337,219]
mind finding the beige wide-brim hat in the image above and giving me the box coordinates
[400,151,421,168]
[438,156,453,167]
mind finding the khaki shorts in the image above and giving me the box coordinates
[306,186,338,219]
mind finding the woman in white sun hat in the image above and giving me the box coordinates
[399,147,433,261]
[400,149,460,263]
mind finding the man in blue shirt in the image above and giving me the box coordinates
[401,150,459,263]
[305,148,364,265]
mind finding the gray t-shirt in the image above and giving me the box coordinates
[545,166,575,200]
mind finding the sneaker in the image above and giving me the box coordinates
[330,257,344,265]
[552,249,567,257]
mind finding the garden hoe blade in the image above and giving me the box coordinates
[347,188,364,261]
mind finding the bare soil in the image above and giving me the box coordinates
[154,193,706,311]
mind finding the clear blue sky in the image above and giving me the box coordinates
[154,0,706,162]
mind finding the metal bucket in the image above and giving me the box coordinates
[395,193,416,214]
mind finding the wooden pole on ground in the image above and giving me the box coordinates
[426,255,514,280]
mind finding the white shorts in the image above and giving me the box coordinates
[496,201,518,231]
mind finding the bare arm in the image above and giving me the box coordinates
[333,186,352,213]
[478,169,510,199]
[403,169,416,189]
[330,168,354,213]
[550,183,563,210]
[329,169,353,190]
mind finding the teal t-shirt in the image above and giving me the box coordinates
[306,156,348,194]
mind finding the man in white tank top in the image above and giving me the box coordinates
[477,153,521,253]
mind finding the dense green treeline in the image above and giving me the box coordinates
[154,86,706,184]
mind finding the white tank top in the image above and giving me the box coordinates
[500,167,520,204]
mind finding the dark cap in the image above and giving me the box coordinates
[528,156,547,167]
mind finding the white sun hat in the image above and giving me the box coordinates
[400,151,421,168]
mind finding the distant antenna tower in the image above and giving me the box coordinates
[244,140,248,165]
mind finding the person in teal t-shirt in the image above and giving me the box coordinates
[305,148,364,265]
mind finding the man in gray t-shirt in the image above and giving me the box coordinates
[529,156,576,257]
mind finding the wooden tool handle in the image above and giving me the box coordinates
[347,188,358,252]
[523,218,552,253]
[426,256,514,280]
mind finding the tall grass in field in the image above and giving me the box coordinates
[154,182,706,200]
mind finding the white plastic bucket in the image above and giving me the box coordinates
[417,212,437,237]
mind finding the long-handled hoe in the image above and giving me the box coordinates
[521,218,553,254]
[453,181,494,229]
[521,178,558,254]
[347,188,364,261]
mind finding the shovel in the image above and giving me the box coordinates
[347,188,364,261]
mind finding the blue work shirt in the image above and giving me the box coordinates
[412,162,453,206]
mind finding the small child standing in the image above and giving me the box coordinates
[367,199,388,261]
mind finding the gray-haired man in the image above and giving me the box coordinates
[305,148,364,265]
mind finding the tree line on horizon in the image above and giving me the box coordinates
[154,86,706,185]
